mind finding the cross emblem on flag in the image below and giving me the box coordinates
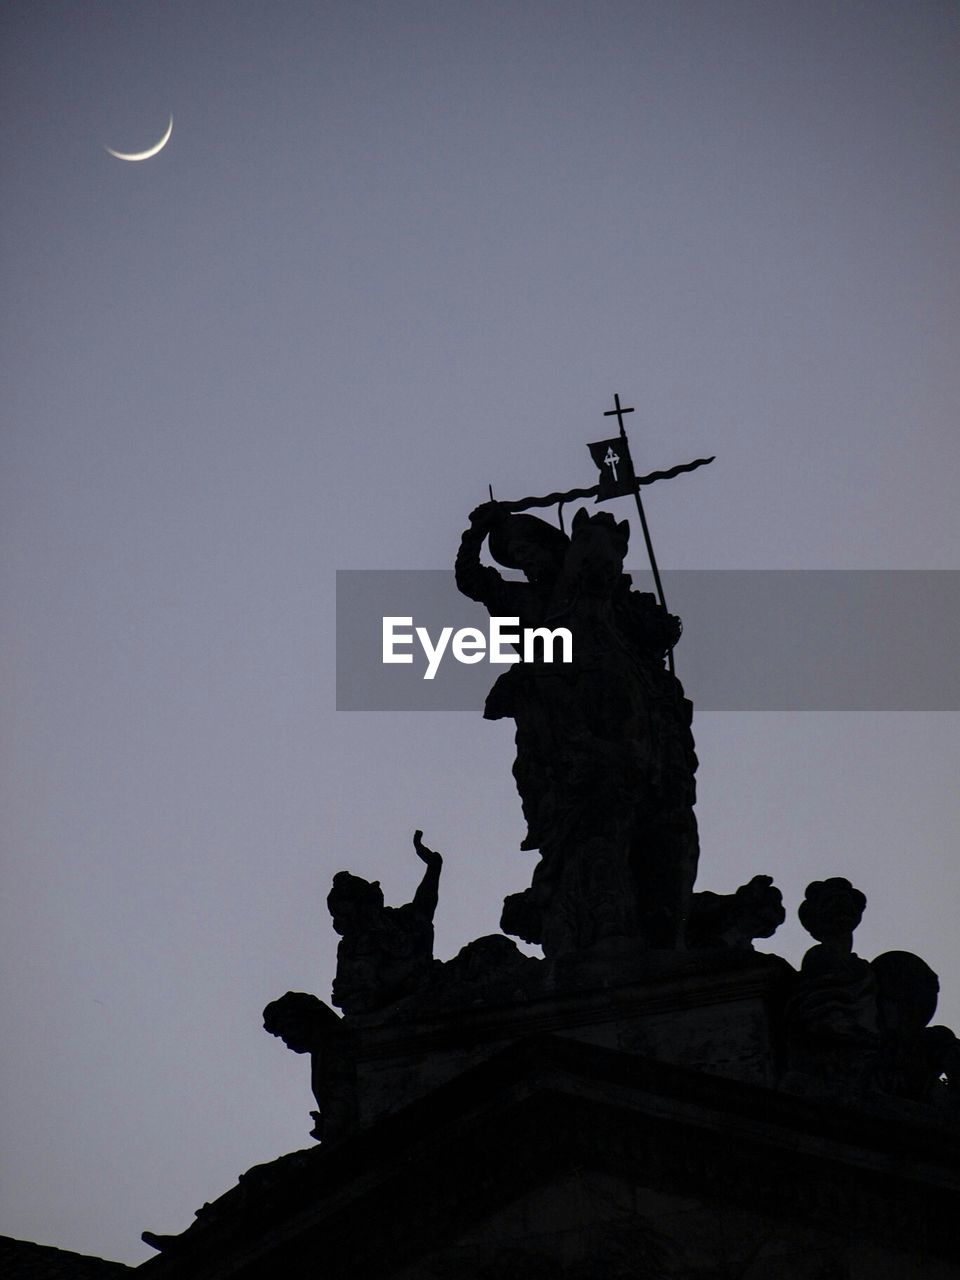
[587,435,637,499]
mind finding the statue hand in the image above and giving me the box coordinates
[413,828,443,867]
[664,611,683,650]
[468,500,507,528]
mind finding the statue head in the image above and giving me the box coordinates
[263,991,335,1053]
[872,950,940,1034]
[565,508,630,592]
[327,871,385,934]
[798,877,867,945]
[488,514,569,584]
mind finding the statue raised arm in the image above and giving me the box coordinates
[326,830,443,1015]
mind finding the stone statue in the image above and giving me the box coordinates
[869,950,960,1103]
[786,878,878,1038]
[782,878,960,1103]
[458,500,699,956]
[327,829,442,1014]
[262,991,355,1141]
[456,500,570,850]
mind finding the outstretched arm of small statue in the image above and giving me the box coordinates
[411,828,442,920]
[455,502,508,608]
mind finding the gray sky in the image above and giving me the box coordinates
[2,1,959,1265]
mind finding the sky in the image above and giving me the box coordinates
[2,1,959,1266]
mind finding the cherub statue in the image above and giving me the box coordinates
[781,878,880,1093]
[326,830,443,1014]
[792,877,878,1038]
[262,991,354,1141]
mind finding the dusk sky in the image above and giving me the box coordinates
[3,2,959,1265]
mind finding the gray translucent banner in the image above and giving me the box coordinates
[336,570,960,711]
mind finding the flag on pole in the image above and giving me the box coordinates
[587,437,637,500]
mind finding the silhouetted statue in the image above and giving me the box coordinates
[869,950,960,1103]
[782,878,960,1102]
[456,500,570,850]
[687,875,785,950]
[781,877,880,1093]
[327,830,442,1014]
[262,991,355,1141]
[459,500,698,956]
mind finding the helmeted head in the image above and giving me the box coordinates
[565,507,631,592]
[488,514,569,584]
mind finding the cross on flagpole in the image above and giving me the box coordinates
[489,392,715,674]
[604,392,634,435]
[604,394,671,638]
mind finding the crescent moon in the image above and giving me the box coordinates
[105,115,173,162]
